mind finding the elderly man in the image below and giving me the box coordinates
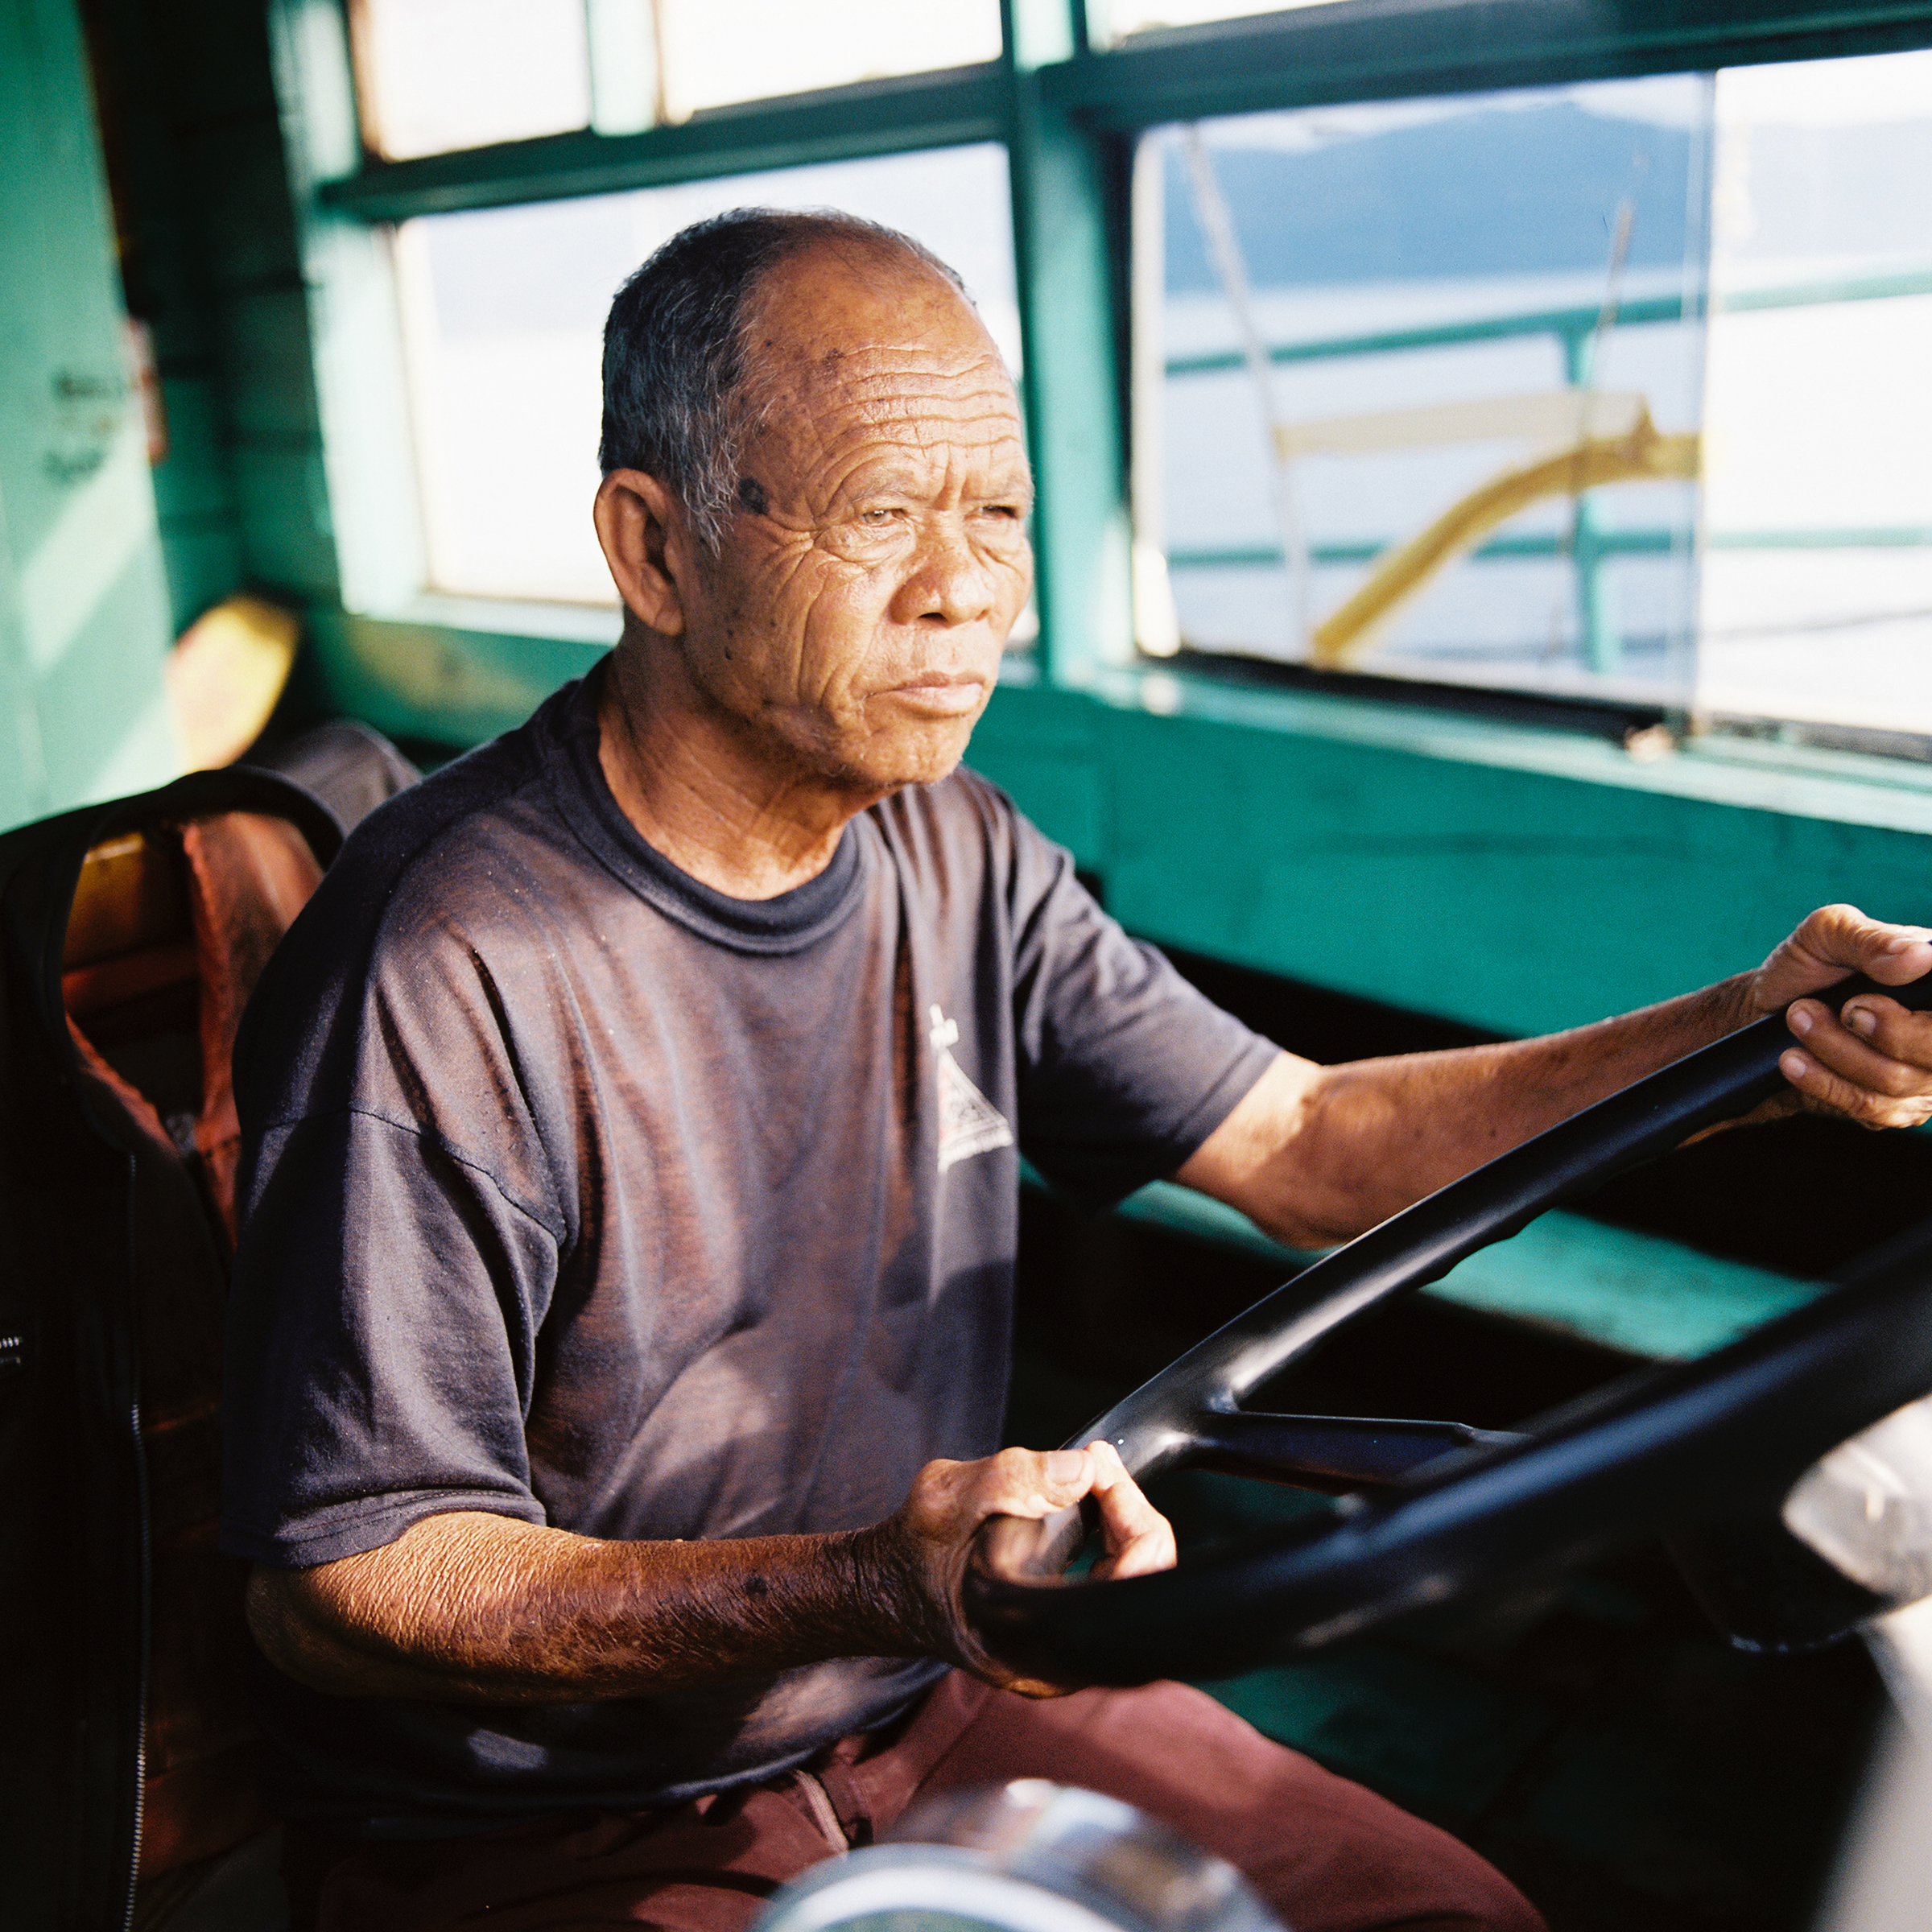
[224,210,1932,1932]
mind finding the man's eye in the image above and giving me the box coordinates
[976,506,1029,533]
[858,508,899,526]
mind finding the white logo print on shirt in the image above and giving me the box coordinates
[931,1005,1015,1174]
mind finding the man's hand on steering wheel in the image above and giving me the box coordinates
[1747,906,1932,1130]
[861,1443,1175,1698]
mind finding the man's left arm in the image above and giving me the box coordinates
[1179,905,1932,1252]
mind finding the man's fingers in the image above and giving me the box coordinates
[1743,907,1932,1134]
[1790,995,1932,1101]
[1835,996,1932,1064]
[935,1446,1092,1530]
[1777,1043,1932,1128]
[1083,1440,1177,1581]
[1864,929,1932,987]
[1756,905,1932,1010]
[1084,1439,1162,1538]
[887,1445,1174,1699]
[1780,993,1932,1129]
[961,1442,1178,1576]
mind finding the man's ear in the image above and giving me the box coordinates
[594,469,691,637]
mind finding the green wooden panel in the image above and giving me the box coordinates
[1430,1210,1823,1359]
[1097,710,1932,1036]
[150,375,236,522]
[966,677,1932,1039]
[80,0,250,643]
[304,609,610,746]
[964,671,1107,868]
[159,0,283,125]
[0,0,179,835]
[219,288,326,441]
[136,223,213,367]
[230,440,339,594]
[1098,707,1785,1034]
[157,525,244,638]
[183,118,307,293]
[163,2,336,615]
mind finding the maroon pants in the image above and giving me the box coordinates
[284,1674,1544,1932]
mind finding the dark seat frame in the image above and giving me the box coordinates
[0,770,340,1932]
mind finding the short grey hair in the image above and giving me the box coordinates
[599,207,967,551]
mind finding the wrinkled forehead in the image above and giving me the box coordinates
[735,242,1025,456]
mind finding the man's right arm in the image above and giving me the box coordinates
[248,1441,1171,1705]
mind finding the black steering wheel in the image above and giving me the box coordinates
[965,971,1932,1686]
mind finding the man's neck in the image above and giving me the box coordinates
[596,634,880,902]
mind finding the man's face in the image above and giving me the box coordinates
[667,246,1034,794]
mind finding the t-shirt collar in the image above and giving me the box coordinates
[546,667,867,956]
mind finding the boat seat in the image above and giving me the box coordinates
[0,750,407,1930]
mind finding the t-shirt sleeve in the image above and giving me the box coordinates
[221,1105,560,1567]
[1001,802,1279,1209]
[220,876,570,1571]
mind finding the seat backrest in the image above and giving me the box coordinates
[0,768,341,1930]
[62,812,326,1881]
[66,813,325,1244]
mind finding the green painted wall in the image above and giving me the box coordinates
[0,0,179,833]
[0,0,316,835]
[78,0,335,644]
[86,0,240,635]
[155,0,335,608]
[1104,1176,1825,1361]
[966,676,1932,1039]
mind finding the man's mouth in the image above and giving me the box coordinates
[886,671,987,716]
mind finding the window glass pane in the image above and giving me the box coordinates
[658,0,1001,119]
[1141,76,1711,710]
[1110,0,1348,37]
[353,0,591,160]
[394,146,1019,605]
[1698,48,1932,742]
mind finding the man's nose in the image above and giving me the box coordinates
[890,516,997,627]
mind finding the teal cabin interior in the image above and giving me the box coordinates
[6,0,1932,1925]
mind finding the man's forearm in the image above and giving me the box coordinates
[249,1510,937,1703]
[1184,973,1757,1250]
[248,1444,1158,1704]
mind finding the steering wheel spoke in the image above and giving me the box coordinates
[1183,1410,1521,1493]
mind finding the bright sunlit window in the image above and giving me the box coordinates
[352,0,592,159]
[1107,0,1351,37]
[1139,47,1932,741]
[658,0,1001,120]
[1138,74,1711,708]
[394,147,1020,605]
[352,0,1003,159]
[1697,48,1932,741]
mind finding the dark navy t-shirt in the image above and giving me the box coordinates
[220,671,1275,1835]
